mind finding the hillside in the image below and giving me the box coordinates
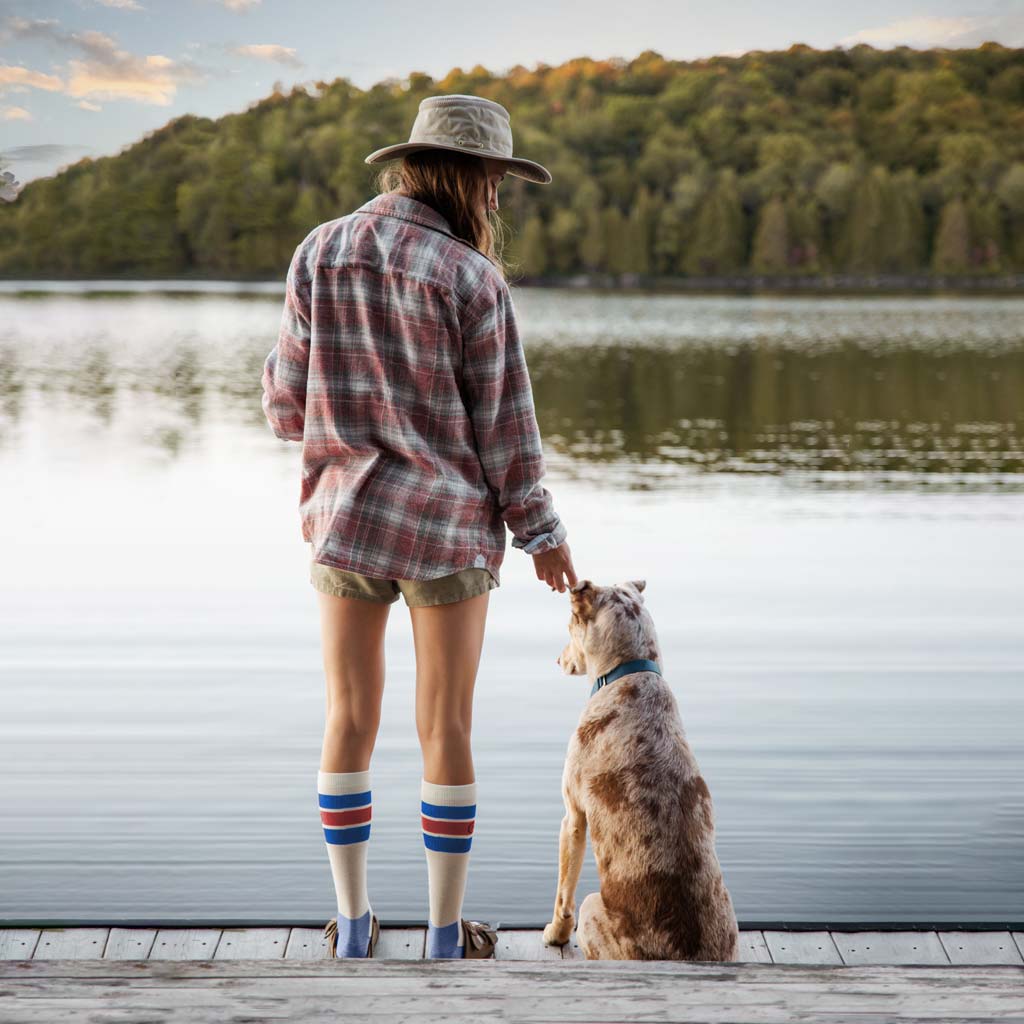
[1,43,1022,280]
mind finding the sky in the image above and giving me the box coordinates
[1,0,1022,186]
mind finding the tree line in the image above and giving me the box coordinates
[1,43,1022,280]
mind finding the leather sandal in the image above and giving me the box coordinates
[323,913,380,958]
[461,918,498,959]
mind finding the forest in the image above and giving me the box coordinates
[0,43,1022,281]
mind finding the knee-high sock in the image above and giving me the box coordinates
[421,779,476,959]
[318,769,373,958]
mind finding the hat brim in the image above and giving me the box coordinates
[364,141,551,185]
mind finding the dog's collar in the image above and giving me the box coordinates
[590,658,661,698]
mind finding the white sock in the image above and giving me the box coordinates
[421,779,476,958]
[318,769,373,957]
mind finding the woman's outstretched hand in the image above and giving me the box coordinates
[532,541,578,593]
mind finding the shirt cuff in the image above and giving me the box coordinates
[513,519,568,555]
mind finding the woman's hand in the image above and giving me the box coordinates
[532,541,578,593]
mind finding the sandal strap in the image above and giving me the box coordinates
[462,919,497,958]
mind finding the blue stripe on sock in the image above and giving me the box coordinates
[423,833,472,854]
[334,909,373,959]
[320,790,372,809]
[421,800,476,820]
[324,824,371,845]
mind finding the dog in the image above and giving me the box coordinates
[541,578,739,961]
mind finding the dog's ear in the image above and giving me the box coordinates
[629,579,647,595]
[569,579,596,619]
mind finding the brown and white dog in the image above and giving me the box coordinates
[542,578,740,961]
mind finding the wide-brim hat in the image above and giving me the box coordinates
[364,93,552,185]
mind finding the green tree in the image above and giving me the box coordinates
[751,196,790,273]
[932,198,971,274]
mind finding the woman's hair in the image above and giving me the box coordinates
[375,150,509,279]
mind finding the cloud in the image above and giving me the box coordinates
[77,99,102,111]
[2,17,207,106]
[229,43,303,68]
[218,0,261,10]
[94,0,145,9]
[1,105,32,120]
[841,12,1024,48]
[0,64,64,92]
[0,143,90,163]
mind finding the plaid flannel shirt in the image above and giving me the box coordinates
[261,192,567,584]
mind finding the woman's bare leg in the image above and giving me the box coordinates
[317,592,390,772]
[410,590,489,784]
[411,590,490,957]
[316,591,390,957]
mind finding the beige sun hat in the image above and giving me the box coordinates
[364,93,552,185]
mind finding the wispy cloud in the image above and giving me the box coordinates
[1,105,32,120]
[229,43,303,68]
[217,0,261,11]
[0,64,64,92]
[94,0,145,10]
[77,99,103,111]
[1,17,207,106]
[841,11,1024,48]
[0,143,91,163]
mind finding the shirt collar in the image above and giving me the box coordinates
[356,192,455,237]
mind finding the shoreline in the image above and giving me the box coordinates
[2,273,1024,297]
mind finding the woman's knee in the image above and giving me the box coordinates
[416,718,472,755]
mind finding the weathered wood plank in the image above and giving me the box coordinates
[835,930,949,965]
[284,926,330,960]
[939,931,1024,965]
[32,928,108,959]
[148,928,222,960]
[103,927,156,960]
[1011,932,1024,962]
[1,960,1022,1024]
[763,930,842,964]
[374,927,425,960]
[495,928,562,960]
[0,929,39,959]
[212,927,289,959]
[735,929,773,962]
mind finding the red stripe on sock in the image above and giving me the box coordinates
[321,806,372,827]
[421,815,474,836]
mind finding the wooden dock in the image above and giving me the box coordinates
[2,926,1022,1022]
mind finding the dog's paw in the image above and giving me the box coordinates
[543,918,573,946]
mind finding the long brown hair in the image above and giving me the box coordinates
[375,150,509,279]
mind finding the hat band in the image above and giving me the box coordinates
[412,131,512,156]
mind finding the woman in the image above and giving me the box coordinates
[261,94,577,959]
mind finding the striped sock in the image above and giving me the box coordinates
[421,779,476,959]
[318,770,373,958]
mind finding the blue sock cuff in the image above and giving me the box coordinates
[334,908,372,958]
[426,919,463,959]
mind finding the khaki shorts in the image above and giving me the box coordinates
[310,553,497,608]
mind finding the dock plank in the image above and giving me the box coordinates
[103,927,156,960]
[939,931,1024,965]
[735,929,773,962]
[835,930,949,965]
[1,959,1022,1023]
[0,929,39,959]
[495,928,562,960]
[148,928,222,960]
[763,930,842,964]
[32,928,108,959]
[213,927,289,959]
[284,926,330,960]
[374,927,425,960]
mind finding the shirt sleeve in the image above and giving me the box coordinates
[261,230,317,442]
[459,277,567,556]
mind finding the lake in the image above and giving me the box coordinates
[1,285,1022,926]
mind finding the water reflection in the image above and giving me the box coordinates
[0,290,1021,487]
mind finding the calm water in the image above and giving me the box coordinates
[1,286,1022,925]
